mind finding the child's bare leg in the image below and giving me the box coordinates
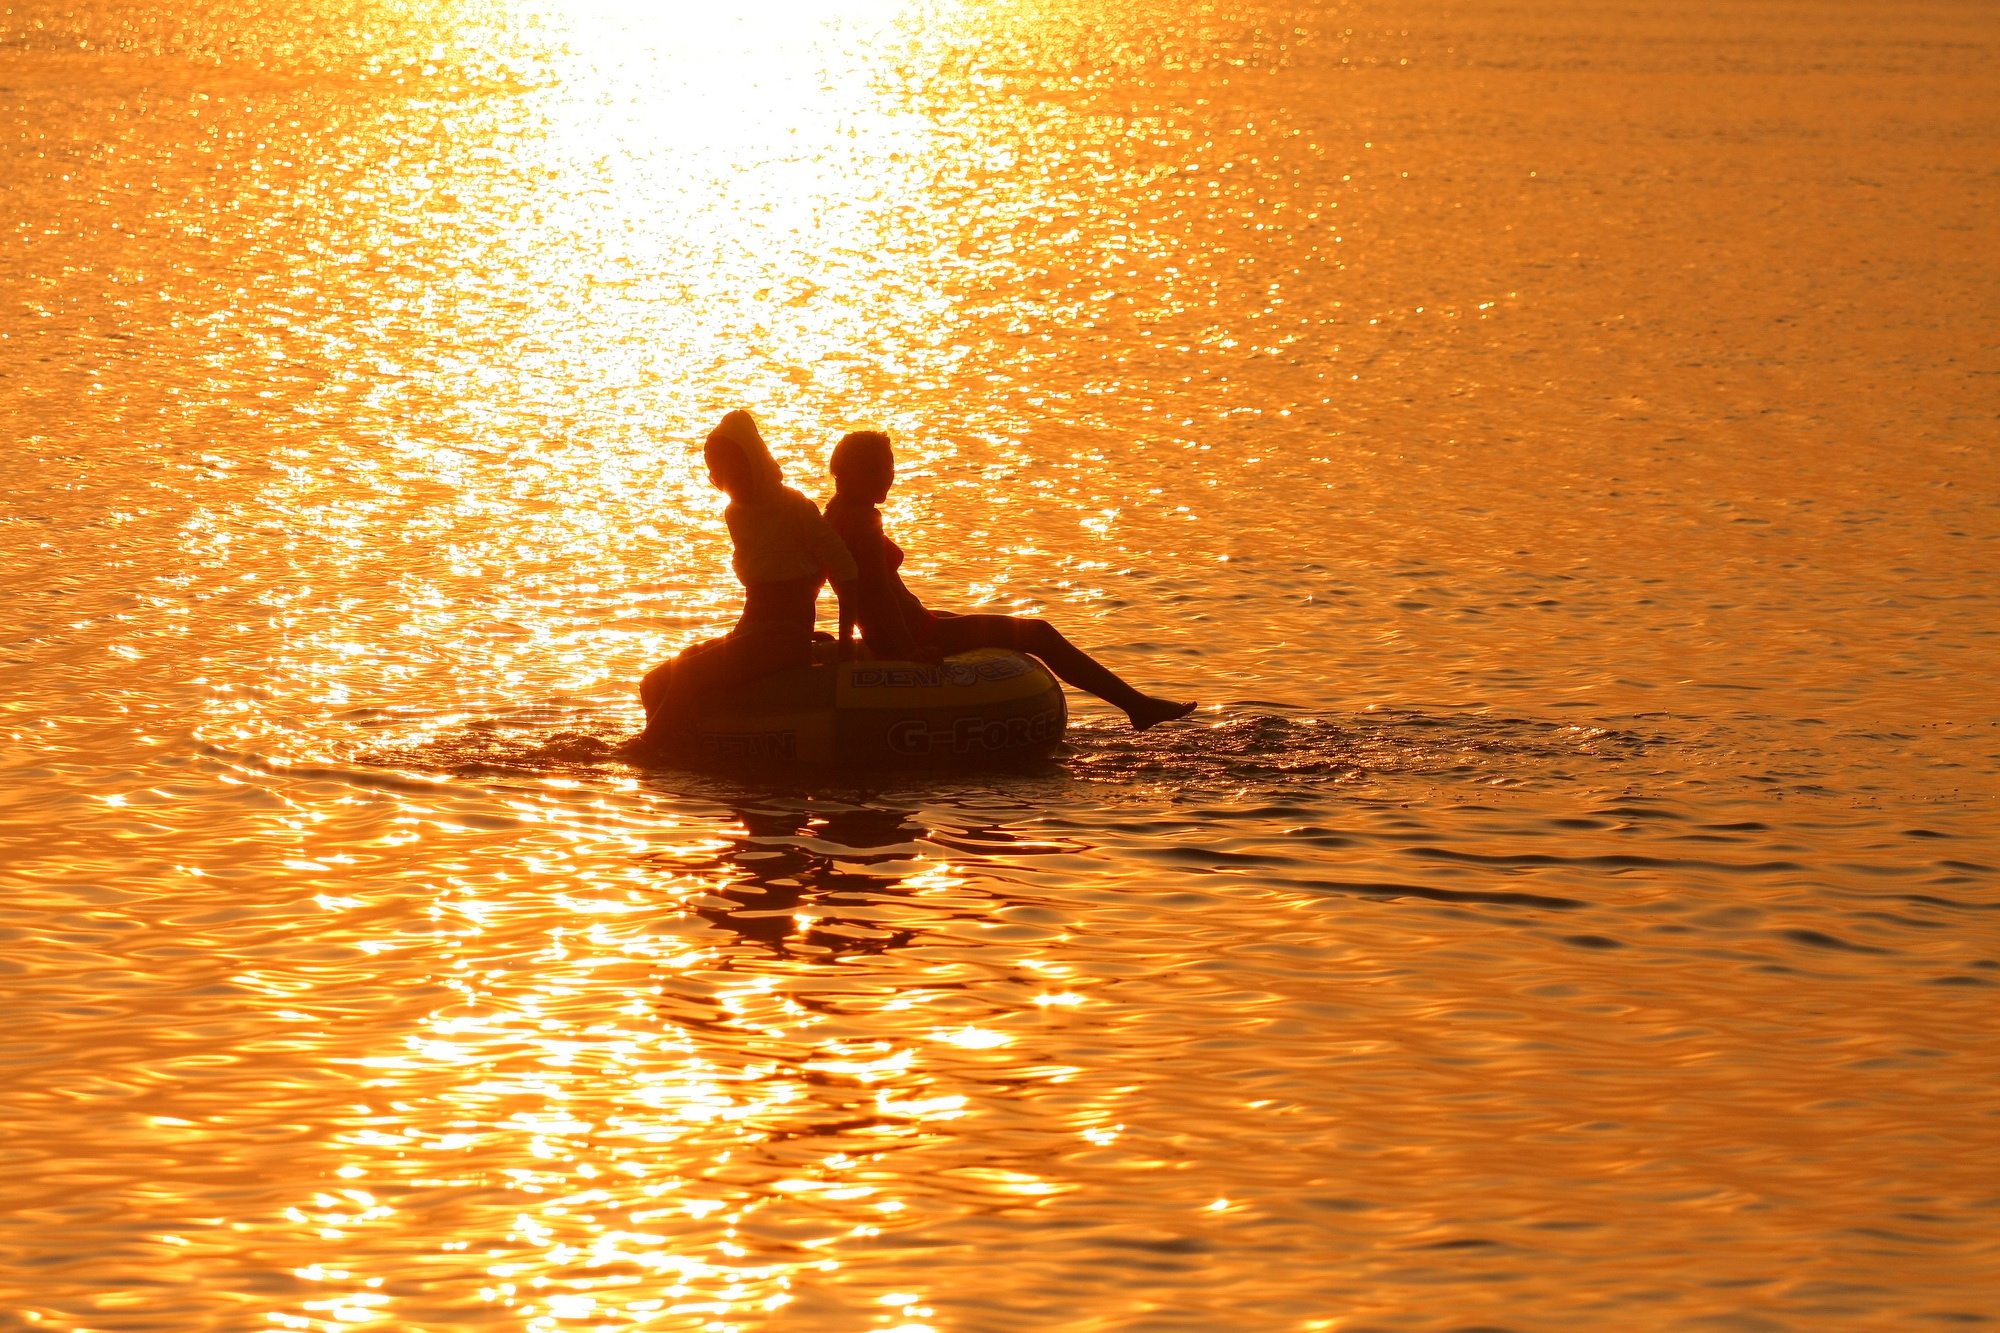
[938,614,1196,730]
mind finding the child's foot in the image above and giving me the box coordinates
[1127,697,1198,731]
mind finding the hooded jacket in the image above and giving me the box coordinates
[707,411,859,587]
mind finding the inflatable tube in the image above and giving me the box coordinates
[675,647,1067,768]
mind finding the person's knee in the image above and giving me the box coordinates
[639,660,675,712]
[1019,618,1057,649]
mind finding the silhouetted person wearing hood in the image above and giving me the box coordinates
[638,411,858,744]
[823,430,1196,731]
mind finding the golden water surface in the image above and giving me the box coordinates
[3,0,1998,1328]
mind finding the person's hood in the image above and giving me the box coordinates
[708,410,785,502]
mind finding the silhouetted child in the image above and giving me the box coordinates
[822,430,1196,731]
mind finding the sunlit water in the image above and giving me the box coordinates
[4,0,1998,1328]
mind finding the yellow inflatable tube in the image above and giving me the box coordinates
[677,646,1067,768]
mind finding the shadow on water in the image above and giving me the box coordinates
[612,795,1112,1151]
[665,803,944,960]
[645,799,1094,962]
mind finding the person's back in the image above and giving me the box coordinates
[718,414,856,596]
[636,411,857,744]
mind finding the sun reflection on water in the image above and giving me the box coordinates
[12,0,1999,1324]
[243,776,1101,1330]
[243,0,1028,726]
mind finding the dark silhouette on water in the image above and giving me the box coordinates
[638,411,858,745]
[635,412,1194,753]
[823,430,1196,731]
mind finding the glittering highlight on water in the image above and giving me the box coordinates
[3,0,1998,1329]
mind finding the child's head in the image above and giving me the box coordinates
[704,410,781,500]
[830,430,894,504]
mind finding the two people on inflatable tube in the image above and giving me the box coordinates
[635,410,1197,750]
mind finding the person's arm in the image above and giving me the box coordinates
[781,495,866,657]
[798,498,860,587]
[827,505,926,661]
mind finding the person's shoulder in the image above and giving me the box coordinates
[775,485,823,514]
